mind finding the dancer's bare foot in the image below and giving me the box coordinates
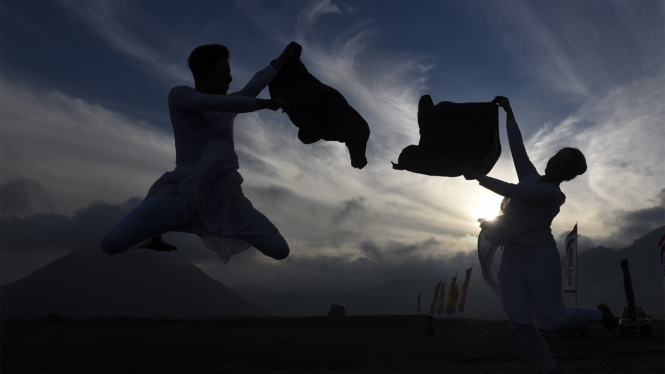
[598,303,618,331]
[145,235,177,252]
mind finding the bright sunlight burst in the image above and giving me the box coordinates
[472,193,503,221]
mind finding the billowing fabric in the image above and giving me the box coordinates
[393,94,500,177]
[268,43,370,169]
[143,66,279,263]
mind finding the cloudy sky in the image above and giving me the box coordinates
[2,0,663,290]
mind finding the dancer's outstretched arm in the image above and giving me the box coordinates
[462,163,560,204]
[169,87,269,113]
[478,176,561,205]
[494,96,537,180]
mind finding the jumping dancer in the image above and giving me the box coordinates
[461,96,618,374]
[101,42,297,263]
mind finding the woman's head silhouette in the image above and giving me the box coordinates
[544,147,587,183]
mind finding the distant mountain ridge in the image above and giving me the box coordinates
[1,248,269,318]
[233,227,665,319]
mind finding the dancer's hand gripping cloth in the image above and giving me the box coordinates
[392,95,500,177]
[268,43,371,169]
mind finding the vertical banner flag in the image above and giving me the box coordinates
[563,224,578,303]
[444,275,457,315]
[659,234,665,288]
[451,284,460,315]
[417,294,421,314]
[436,281,446,316]
[429,280,442,315]
[458,264,473,314]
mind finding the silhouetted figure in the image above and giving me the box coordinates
[101,42,298,263]
[423,314,435,338]
[268,43,370,169]
[461,97,617,374]
[392,95,500,176]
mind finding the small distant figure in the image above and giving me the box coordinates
[328,304,346,317]
[100,42,298,263]
[424,314,435,338]
[462,96,618,374]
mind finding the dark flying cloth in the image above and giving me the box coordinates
[392,95,500,177]
[269,43,370,169]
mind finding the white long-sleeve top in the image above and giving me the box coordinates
[478,119,565,247]
[168,66,277,167]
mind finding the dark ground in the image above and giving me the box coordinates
[2,315,663,373]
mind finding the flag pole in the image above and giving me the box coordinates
[576,222,578,307]
[462,262,473,319]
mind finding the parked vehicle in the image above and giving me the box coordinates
[328,304,346,316]
[618,307,652,337]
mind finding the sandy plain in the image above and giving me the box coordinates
[2,315,663,374]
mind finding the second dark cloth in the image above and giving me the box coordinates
[269,43,370,169]
[392,95,500,177]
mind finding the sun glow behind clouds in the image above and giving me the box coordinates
[471,192,503,222]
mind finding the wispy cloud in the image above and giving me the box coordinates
[59,0,192,83]
[297,0,341,31]
[520,75,665,243]
[492,0,662,98]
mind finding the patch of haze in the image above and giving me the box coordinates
[0,81,175,214]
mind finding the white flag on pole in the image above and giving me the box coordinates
[563,224,577,303]
[658,235,665,287]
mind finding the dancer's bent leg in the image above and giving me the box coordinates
[510,321,556,373]
[100,195,188,255]
[254,232,290,260]
[553,306,602,332]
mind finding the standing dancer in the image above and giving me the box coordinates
[101,42,297,263]
[461,96,617,374]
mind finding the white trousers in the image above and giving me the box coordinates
[500,244,602,372]
[100,194,289,260]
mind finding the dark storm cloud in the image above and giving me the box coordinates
[359,237,439,260]
[1,196,141,252]
[251,184,295,202]
[0,194,142,284]
[0,185,223,267]
[0,178,54,216]
[556,232,596,254]
[327,229,363,249]
[202,236,475,291]
[604,188,665,247]
[330,197,366,224]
